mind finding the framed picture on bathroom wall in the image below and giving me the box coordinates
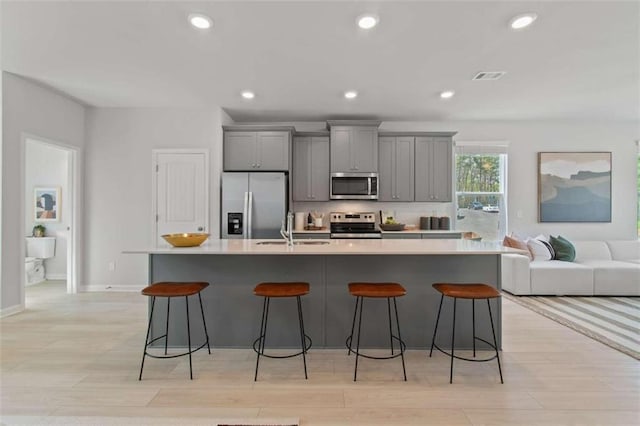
[34,187,61,222]
[538,152,611,222]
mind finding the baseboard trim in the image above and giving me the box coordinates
[46,273,67,280]
[80,285,144,292]
[1,304,25,318]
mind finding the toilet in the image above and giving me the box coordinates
[25,237,56,285]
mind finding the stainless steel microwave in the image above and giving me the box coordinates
[330,172,379,200]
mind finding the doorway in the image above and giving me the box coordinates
[21,135,80,304]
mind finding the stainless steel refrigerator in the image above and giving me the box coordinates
[221,172,288,239]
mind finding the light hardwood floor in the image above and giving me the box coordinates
[1,281,638,425]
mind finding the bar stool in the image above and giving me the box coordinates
[429,283,503,384]
[139,282,211,380]
[346,282,407,381]
[253,282,312,381]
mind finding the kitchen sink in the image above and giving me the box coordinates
[256,240,330,245]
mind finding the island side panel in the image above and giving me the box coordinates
[149,254,325,348]
[324,254,501,349]
[148,253,501,350]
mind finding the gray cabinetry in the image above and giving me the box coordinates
[223,126,292,171]
[415,136,454,202]
[293,134,330,201]
[379,136,415,201]
[327,120,381,172]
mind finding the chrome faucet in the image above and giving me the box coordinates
[280,211,294,246]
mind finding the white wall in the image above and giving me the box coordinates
[382,120,639,240]
[84,107,224,290]
[281,120,639,240]
[1,72,85,313]
[25,140,69,279]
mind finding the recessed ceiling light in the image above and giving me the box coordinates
[344,91,358,99]
[440,90,455,99]
[357,14,379,29]
[188,13,213,30]
[241,91,255,100]
[509,13,537,30]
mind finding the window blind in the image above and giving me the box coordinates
[454,141,509,155]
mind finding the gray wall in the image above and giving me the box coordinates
[285,120,639,241]
[1,73,85,313]
[83,107,229,291]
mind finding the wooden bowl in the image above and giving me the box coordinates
[162,233,209,247]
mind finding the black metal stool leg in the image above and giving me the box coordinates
[487,299,504,384]
[347,296,359,356]
[254,296,268,381]
[472,299,476,358]
[197,292,211,354]
[164,297,170,355]
[450,297,457,384]
[387,298,394,355]
[185,296,193,380]
[393,297,407,381]
[297,296,308,379]
[139,296,156,381]
[430,295,444,357]
[354,296,364,382]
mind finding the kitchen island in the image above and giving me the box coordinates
[126,239,522,350]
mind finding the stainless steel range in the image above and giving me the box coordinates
[329,212,381,239]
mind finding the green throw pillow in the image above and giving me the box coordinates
[549,235,576,262]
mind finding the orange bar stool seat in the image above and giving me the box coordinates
[429,283,503,384]
[139,281,211,380]
[253,282,312,381]
[346,282,407,381]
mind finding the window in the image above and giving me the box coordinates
[455,142,508,242]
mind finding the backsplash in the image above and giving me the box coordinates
[292,201,455,228]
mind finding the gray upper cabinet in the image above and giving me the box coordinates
[379,136,415,201]
[223,127,292,171]
[328,121,381,172]
[415,136,453,202]
[293,135,330,201]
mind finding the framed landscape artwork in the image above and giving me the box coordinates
[34,187,61,222]
[538,152,611,222]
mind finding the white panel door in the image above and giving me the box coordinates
[155,151,208,245]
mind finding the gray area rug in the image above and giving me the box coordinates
[503,293,640,360]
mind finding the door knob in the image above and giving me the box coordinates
[197,226,204,232]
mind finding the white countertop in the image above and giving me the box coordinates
[125,238,525,255]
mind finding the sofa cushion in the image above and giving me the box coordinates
[577,260,640,296]
[606,240,640,263]
[549,235,576,262]
[529,261,594,295]
[527,238,553,261]
[503,236,532,260]
[573,241,612,262]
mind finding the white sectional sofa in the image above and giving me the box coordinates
[502,240,640,296]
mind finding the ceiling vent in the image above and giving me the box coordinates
[472,71,506,81]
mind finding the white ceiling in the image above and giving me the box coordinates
[2,1,639,122]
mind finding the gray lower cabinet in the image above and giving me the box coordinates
[382,233,421,239]
[422,232,462,239]
[293,233,330,240]
[379,136,415,201]
[224,130,290,171]
[329,125,379,172]
[415,136,453,202]
[293,136,330,201]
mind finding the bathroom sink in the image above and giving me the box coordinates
[256,240,330,245]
